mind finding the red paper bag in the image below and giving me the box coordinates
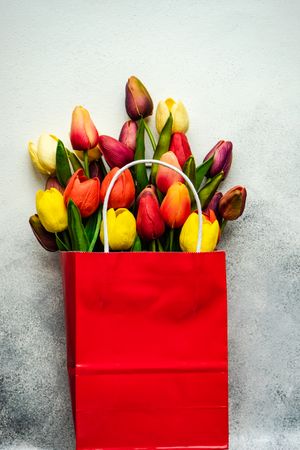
[61,250,228,450]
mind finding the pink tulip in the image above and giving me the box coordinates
[99,135,134,168]
[156,152,184,194]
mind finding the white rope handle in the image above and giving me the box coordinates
[102,159,203,253]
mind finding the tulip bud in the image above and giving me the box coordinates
[203,140,232,179]
[179,211,220,253]
[156,152,184,194]
[70,106,98,151]
[36,188,68,233]
[156,98,189,134]
[125,76,153,120]
[204,192,223,223]
[218,186,247,220]
[29,214,58,252]
[28,133,58,175]
[119,120,138,151]
[136,186,165,241]
[99,135,134,168]
[100,167,135,209]
[169,132,192,167]
[64,169,101,218]
[100,208,136,250]
[45,176,64,194]
[160,182,191,228]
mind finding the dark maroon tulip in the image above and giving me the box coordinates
[137,186,165,241]
[169,132,192,167]
[45,176,64,194]
[125,76,153,120]
[29,214,58,252]
[99,135,134,168]
[119,120,138,151]
[203,140,232,179]
[89,160,102,182]
[219,186,247,220]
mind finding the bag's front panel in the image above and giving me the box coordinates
[62,252,228,449]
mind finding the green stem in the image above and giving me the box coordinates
[143,119,156,152]
[221,220,228,233]
[169,228,174,251]
[83,150,90,178]
[157,239,164,252]
[151,240,156,252]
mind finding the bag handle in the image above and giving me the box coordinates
[102,159,203,253]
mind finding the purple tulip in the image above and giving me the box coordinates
[119,120,138,152]
[204,192,223,223]
[99,135,134,168]
[203,140,232,179]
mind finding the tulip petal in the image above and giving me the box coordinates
[155,100,170,134]
[28,141,49,175]
[37,133,58,174]
[171,101,189,133]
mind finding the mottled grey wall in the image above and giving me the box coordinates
[0,0,299,449]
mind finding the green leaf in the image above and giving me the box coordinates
[195,156,214,192]
[88,208,102,252]
[132,235,142,252]
[199,172,224,209]
[183,155,196,201]
[67,200,89,251]
[66,149,83,172]
[55,233,69,251]
[151,113,173,182]
[56,140,72,186]
[134,120,149,193]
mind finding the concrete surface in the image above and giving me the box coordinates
[0,0,299,448]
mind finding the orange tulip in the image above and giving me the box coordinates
[100,167,135,209]
[160,182,191,228]
[64,169,100,218]
[70,106,98,151]
[219,185,247,220]
[156,151,184,194]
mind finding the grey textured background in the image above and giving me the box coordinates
[1,0,299,449]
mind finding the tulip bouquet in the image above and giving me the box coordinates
[28,76,247,254]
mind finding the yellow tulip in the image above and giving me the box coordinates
[100,208,136,251]
[74,146,102,162]
[36,188,68,233]
[156,98,189,134]
[179,211,220,253]
[28,133,58,175]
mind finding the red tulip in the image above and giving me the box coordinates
[169,132,192,167]
[119,120,138,151]
[156,152,184,194]
[160,182,191,228]
[70,106,98,151]
[203,140,232,179]
[219,185,247,220]
[137,186,165,240]
[100,167,135,209]
[64,169,100,218]
[99,135,134,168]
